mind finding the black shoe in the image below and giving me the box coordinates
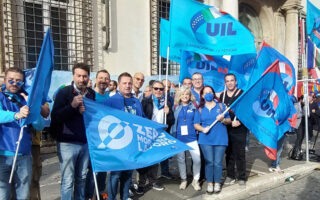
[152,183,164,191]
[161,173,173,180]
[136,186,144,195]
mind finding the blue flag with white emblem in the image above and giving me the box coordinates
[179,51,256,92]
[169,0,256,55]
[230,60,292,160]
[307,0,320,48]
[21,28,54,127]
[83,98,191,172]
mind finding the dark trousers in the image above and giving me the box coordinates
[226,127,247,181]
[137,164,159,187]
[294,123,304,151]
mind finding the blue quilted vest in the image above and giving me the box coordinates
[0,92,31,155]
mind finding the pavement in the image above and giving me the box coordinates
[39,131,320,200]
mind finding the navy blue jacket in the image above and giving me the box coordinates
[50,84,95,144]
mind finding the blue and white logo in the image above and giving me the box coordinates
[97,115,133,149]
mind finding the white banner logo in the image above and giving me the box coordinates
[97,115,133,149]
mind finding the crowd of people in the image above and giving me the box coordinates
[0,62,318,200]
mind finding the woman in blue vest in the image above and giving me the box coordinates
[194,86,230,194]
[171,87,201,191]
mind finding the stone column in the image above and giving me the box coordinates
[284,7,300,74]
[222,0,238,20]
[205,0,221,8]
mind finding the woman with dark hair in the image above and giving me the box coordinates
[194,86,231,194]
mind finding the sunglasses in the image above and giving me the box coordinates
[8,80,24,87]
[153,87,164,91]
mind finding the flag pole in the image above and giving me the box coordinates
[302,15,310,162]
[159,55,162,81]
[164,46,170,125]
[222,85,226,103]
[93,172,100,200]
[9,125,26,183]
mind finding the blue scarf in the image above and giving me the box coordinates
[152,95,165,110]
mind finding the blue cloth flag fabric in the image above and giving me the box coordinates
[169,0,256,55]
[251,42,296,96]
[179,51,256,92]
[159,18,181,63]
[83,98,191,172]
[307,0,320,48]
[21,28,54,127]
[308,37,315,69]
[230,60,292,159]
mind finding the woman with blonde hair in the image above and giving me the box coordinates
[171,87,201,191]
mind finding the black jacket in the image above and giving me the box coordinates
[50,84,95,144]
[141,97,175,132]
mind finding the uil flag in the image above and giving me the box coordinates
[231,60,292,160]
[307,0,320,48]
[21,28,54,126]
[83,98,191,172]
[159,18,181,63]
[179,51,256,92]
[169,0,256,55]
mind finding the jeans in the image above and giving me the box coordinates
[0,154,32,200]
[271,135,286,168]
[57,142,89,200]
[226,127,247,180]
[30,145,42,200]
[108,170,133,200]
[160,159,170,176]
[200,145,226,183]
[85,162,107,198]
[176,140,201,180]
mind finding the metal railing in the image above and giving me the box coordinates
[2,0,93,71]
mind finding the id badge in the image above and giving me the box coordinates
[181,125,188,136]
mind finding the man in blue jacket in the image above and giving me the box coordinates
[0,67,44,199]
[105,72,144,200]
[51,63,95,199]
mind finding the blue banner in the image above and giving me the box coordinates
[307,0,320,48]
[231,60,292,159]
[169,0,256,55]
[179,51,256,92]
[83,98,191,172]
[159,18,181,63]
[21,29,54,127]
[251,42,296,96]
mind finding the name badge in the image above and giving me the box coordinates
[181,125,188,136]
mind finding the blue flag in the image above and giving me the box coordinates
[169,0,256,55]
[307,0,320,48]
[231,60,292,160]
[83,98,191,172]
[159,19,181,63]
[21,29,54,127]
[179,51,256,92]
[251,42,296,96]
[308,38,316,69]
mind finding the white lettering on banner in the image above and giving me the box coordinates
[97,115,133,149]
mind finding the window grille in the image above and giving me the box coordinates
[150,0,204,76]
[2,0,93,71]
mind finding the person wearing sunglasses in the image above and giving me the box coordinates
[135,81,175,194]
[0,67,45,199]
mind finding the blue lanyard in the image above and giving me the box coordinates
[182,105,189,122]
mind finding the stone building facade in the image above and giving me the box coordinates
[0,0,310,81]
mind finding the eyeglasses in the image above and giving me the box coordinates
[153,87,164,91]
[8,80,24,86]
